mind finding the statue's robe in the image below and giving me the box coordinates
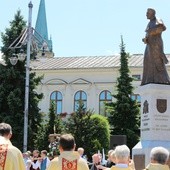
[141,18,170,85]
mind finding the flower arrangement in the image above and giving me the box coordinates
[48,134,60,158]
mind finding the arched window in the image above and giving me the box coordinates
[99,90,112,116]
[50,91,62,114]
[74,90,87,111]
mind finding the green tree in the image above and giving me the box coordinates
[90,114,110,157]
[107,37,140,150]
[47,101,56,135]
[0,10,43,150]
[34,102,64,153]
[64,101,110,161]
[33,119,47,150]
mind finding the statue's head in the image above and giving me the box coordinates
[146,8,156,20]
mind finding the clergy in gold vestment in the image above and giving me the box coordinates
[110,167,133,170]
[0,123,25,170]
[144,147,170,170]
[145,163,169,170]
[47,134,89,170]
[47,151,89,170]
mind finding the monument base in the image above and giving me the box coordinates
[132,84,170,170]
[133,140,170,170]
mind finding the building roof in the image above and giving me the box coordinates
[31,54,170,70]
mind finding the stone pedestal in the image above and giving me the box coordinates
[132,84,170,169]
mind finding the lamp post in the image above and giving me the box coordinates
[22,1,33,153]
[9,1,46,152]
[9,1,33,152]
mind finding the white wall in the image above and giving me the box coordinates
[35,67,142,115]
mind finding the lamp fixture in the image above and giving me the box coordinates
[10,49,26,65]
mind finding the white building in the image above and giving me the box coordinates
[32,54,170,116]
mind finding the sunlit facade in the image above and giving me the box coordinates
[32,54,168,116]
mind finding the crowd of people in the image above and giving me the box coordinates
[0,122,170,170]
[22,149,51,170]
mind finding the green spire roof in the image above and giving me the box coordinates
[34,0,53,52]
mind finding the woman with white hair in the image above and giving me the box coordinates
[145,146,169,170]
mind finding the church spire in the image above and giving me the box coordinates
[34,0,53,53]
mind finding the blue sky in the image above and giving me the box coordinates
[0,0,170,57]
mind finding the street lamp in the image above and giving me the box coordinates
[9,1,47,152]
[23,1,33,153]
[9,1,33,152]
[10,49,26,65]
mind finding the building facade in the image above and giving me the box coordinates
[33,54,170,116]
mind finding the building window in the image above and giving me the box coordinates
[131,94,141,103]
[132,75,141,81]
[99,90,112,116]
[50,91,62,114]
[74,90,87,111]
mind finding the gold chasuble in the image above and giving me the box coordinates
[145,163,170,170]
[47,151,89,170]
[111,166,133,170]
[0,136,25,170]
[0,144,8,170]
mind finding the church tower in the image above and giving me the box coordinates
[34,0,54,57]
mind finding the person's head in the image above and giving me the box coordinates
[24,151,31,158]
[33,150,40,157]
[77,147,84,156]
[41,150,48,159]
[59,134,75,152]
[150,147,169,164]
[115,145,130,164]
[108,149,114,161]
[0,122,12,139]
[146,8,156,20]
[110,150,116,163]
[26,151,31,156]
[92,153,102,164]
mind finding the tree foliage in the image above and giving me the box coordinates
[107,37,140,150]
[90,114,110,156]
[0,10,43,150]
[34,102,64,152]
[64,101,110,161]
